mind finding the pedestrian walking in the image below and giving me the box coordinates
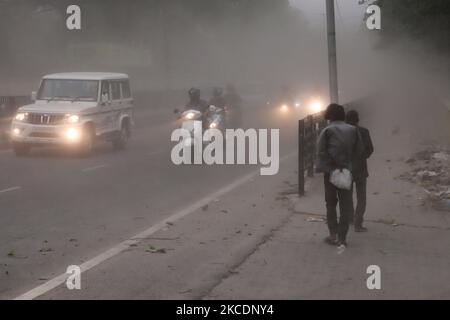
[346,110,374,232]
[316,104,364,248]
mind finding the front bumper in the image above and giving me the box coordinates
[10,121,84,146]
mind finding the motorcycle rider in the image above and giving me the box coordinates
[184,87,208,129]
[224,84,242,127]
[185,87,208,113]
[209,87,227,109]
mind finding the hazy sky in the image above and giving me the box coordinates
[291,0,366,29]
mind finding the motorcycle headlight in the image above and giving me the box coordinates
[280,105,289,113]
[309,101,323,114]
[15,113,27,121]
[209,122,217,129]
[66,114,80,124]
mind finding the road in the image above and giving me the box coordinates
[0,102,300,299]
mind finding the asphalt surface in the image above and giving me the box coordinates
[0,103,301,299]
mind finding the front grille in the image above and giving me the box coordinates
[29,132,59,138]
[27,113,65,125]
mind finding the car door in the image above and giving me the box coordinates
[108,80,122,132]
[119,79,133,123]
[98,80,113,134]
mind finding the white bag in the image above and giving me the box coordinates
[330,168,353,190]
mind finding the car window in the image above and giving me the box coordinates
[111,81,121,100]
[101,81,110,102]
[121,80,131,99]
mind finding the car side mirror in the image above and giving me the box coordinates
[31,91,37,102]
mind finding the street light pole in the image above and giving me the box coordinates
[326,0,339,104]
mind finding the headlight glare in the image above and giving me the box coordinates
[66,115,80,124]
[15,113,26,121]
[66,128,80,141]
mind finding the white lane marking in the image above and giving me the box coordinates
[0,186,21,194]
[82,164,108,173]
[14,152,295,300]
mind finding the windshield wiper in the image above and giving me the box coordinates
[71,96,90,103]
[46,96,70,102]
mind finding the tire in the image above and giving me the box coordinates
[13,143,31,156]
[78,125,95,157]
[113,120,130,150]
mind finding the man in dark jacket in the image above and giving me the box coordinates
[316,104,364,247]
[346,110,374,232]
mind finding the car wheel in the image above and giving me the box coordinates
[13,143,31,156]
[113,121,130,150]
[79,126,95,157]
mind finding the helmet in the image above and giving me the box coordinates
[188,87,200,101]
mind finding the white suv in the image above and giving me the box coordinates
[11,72,134,156]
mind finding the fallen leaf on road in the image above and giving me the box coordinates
[179,289,192,294]
[202,204,209,211]
[6,251,27,259]
[146,247,167,254]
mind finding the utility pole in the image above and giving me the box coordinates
[326,0,339,104]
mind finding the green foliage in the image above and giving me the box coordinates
[364,0,450,51]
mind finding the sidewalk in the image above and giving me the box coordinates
[206,171,450,299]
[205,96,450,300]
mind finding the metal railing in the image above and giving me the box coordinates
[0,96,31,118]
[298,111,327,196]
[0,95,31,145]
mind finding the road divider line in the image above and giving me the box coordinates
[82,164,108,173]
[14,152,295,300]
[0,186,21,194]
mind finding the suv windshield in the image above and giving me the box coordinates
[37,79,99,102]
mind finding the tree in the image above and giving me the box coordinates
[360,0,450,52]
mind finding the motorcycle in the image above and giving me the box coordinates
[176,109,204,148]
[205,105,226,132]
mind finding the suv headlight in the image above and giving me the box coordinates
[65,114,80,124]
[15,113,27,121]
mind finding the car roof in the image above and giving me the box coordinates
[43,72,129,81]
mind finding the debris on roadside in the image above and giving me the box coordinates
[6,250,27,259]
[39,248,54,253]
[306,217,325,223]
[399,147,450,211]
[145,245,168,254]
